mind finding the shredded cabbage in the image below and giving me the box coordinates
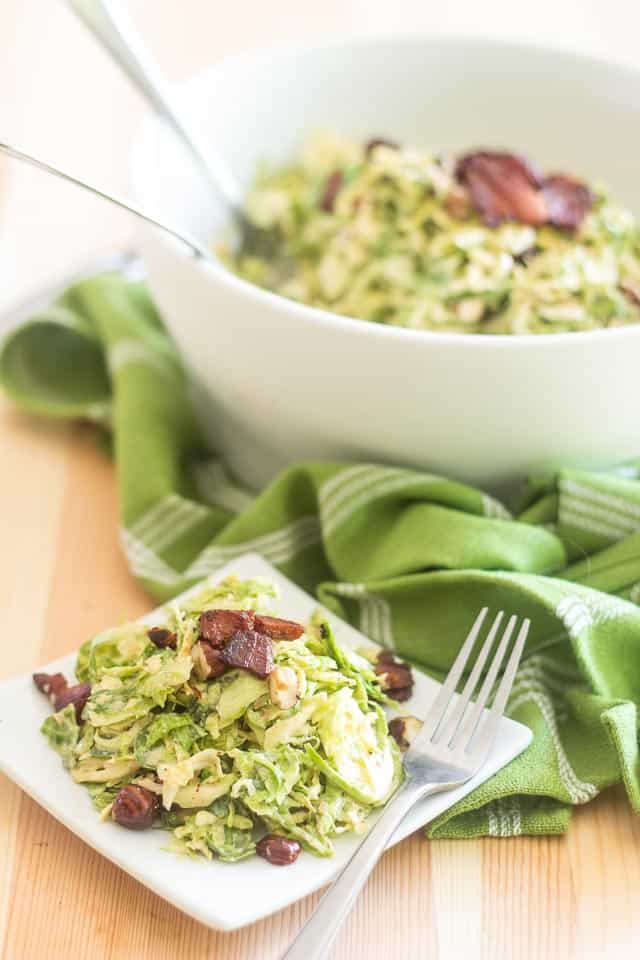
[226,132,640,334]
[41,575,402,862]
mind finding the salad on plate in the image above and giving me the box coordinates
[34,575,417,866]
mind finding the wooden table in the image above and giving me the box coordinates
[2,3,640,957]
[1,399,639,960]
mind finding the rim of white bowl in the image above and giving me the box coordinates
[131,31,640,350]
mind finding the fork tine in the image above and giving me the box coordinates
[451,613,517,750]
[422,607,488,740]
[433,610,504,746]
[467,618,530,759]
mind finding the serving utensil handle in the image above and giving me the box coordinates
[0,140,211,260]
[282,778,431,960]
[67,0,242,210]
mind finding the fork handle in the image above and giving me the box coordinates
[283,778,441,960]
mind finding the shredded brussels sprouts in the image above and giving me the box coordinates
[41,575,402,863]
[225,132,640,334]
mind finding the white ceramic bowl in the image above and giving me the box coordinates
[131,35,640,492]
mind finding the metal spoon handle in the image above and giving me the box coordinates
[67,0,242,211]
[0,140,211,260]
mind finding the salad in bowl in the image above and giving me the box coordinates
[229,133,640,336]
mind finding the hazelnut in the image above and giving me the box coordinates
[256,834,301,866]
[268,666,299,710]
[374,650,414,698]
[388,715,423,751]
[147,627,177,649]
[112,784,160,830]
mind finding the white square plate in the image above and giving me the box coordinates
[0,553,531,930]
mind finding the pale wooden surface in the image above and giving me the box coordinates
[2,2,640,958]
[1,404,640,960]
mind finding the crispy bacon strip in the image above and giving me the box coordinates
[199,609,255,647]
[456,151,546,227]
[254,614,304,640]
[541,174,593,230]
[220,629,274,678]
[456,150,592,231]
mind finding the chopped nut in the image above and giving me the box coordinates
[199,609,254,647]
[54,682,92,722]
[256,834,301,865]
[388,715,423,750]
[320,170,343,212]
[220,629,274,678]
[541,174,593,230]
[268,666,299,710]
[191,640,228,681]
[456,151,546,227]
[254,614,304,641]
[374,649,414,700]
[33,672,68,705]
[375,656,413,688]
[112,784,160,830]
[147,627,177,650]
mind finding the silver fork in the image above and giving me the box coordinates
[283,608,530,960]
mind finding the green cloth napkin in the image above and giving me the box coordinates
[2,273,639,839]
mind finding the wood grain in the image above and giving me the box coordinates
[1,402,640,960]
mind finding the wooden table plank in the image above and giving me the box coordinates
[0,400,69,957]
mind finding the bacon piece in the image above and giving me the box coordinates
[112,785,160,830]
[320,170,343,213]
[254,614,304,641]
[54,682,92,722]
[33,672,68,705]
[220,629,274,678]
[256,834,301,865]
[191,640,228,681]
[456,150,546,227]
[199,609,255,647]
[541,174,593,230]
